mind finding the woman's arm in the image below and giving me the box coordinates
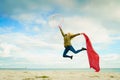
[71,33,82,38]
[58,25,65,37]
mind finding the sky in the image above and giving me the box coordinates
[0,0,120,69]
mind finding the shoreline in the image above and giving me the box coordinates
[0,68,120,72]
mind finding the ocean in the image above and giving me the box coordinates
[0,68,120,72]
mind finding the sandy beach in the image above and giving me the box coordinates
[0,70,120,80]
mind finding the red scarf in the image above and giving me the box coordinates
[83,33,100,72]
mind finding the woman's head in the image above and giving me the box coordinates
[65,33,73,36]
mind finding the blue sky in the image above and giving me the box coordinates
[0,0,120,69]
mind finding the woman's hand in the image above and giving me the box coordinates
[80,33,84,35]
[58,25,62,28]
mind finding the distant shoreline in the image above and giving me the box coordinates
[0,68,120,72]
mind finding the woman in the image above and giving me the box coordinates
[58,25,87,59]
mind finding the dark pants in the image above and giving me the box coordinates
[63,45,82,58]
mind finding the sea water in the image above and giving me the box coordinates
[0,68,120,72]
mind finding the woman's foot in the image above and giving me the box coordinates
[70,55,73,60]
[81,47,87,51]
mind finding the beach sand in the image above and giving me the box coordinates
[0,70,120,80]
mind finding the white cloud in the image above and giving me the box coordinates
[32,26,40,32]
[35,18,46,25]
[82,0,120,20]
[48,14,64,28]
[0,33,62,57]
[100,53,120,68]
[0,26,14,33]
[53,0,76,10]
[113,36,120,40]
[12,13,46,25]
[62,16,112,44]
[13,14,35,23]
[0,43,19,57]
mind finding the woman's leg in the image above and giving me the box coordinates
[69,46,83,54]
[63,46,72,59]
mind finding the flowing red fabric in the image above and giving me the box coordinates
[83,33,100,72]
